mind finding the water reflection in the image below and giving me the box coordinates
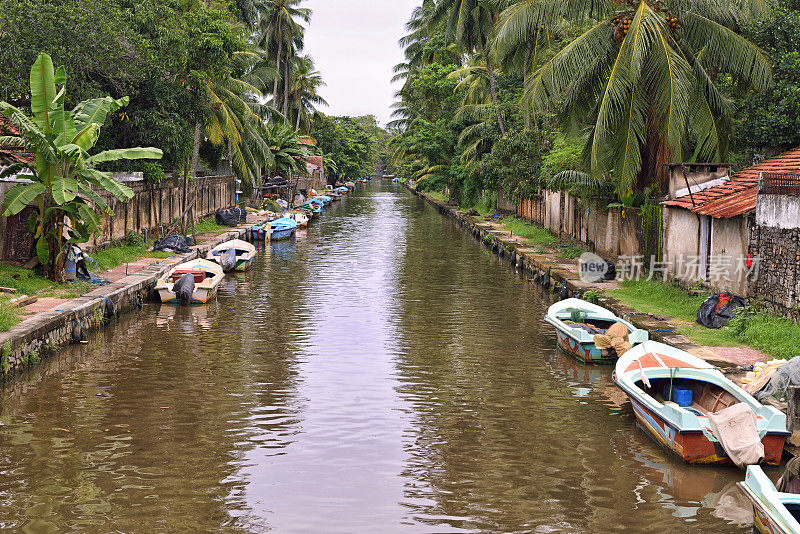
[0,182,753,532]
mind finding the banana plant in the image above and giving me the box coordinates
[0,52,162,280]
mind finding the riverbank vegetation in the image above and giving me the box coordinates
[609,279,800,359]
[389,0,800,211]
[0,0,391,282]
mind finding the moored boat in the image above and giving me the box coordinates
[269,217,298,240]
[207,239,256,272]
[155,258,224,305]
[613,341,789,466]
[285,209,310,228]
[739,465,800,534]
[544,298,648,364]
[250,222,271,241]
[299,200,322,218]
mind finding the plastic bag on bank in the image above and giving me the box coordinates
[153,233,191,253]
[697,292,746,329]
[755,356,800,403]
[215,207,247,227]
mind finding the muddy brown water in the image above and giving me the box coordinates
[0,182,759,532]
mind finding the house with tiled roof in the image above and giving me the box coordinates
[661,149,800,296]
[0,115,35,171]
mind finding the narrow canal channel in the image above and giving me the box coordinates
[0,181,752,532]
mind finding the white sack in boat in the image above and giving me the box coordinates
[706,403,764,468]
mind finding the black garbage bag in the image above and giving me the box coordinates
[603,260,616,281]
[756,356,800,403]
[172,273,195,306]
[215,207,247,227]
[153,233,191,253]
[696,292,746,329]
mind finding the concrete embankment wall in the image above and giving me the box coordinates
[0,223,257,381]
[410,184,710,359]
[496,189,650,261]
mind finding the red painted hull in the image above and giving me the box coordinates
[630,397,785,465]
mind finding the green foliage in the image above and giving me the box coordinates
[641,203,663,266]
[735,1,800,152]
[0,340,10,373]
[311,115,385,179]
[1,53,162,279]
[558,244,586,259]
[0,265,56,295]
[140,161,166,184]
[582,289,601,304]
[727,306,800,359]
[0,299,21,333]
[195,217,228,234]
[502,217,557,246]
[482,130,549,198]
[611,279,707,322]
[124,230,145,246]
[88,243,171,272]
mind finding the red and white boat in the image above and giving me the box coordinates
[613,341,789,466]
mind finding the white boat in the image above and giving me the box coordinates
[154,258,224,305]
[739,465,800,534]
[285,210,310,228]
[613,341,788,466]
[207,239,256,272]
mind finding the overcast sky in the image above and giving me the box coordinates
[303,0,420,127]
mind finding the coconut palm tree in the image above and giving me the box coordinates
[430,0,506,135]
[287,55,328,132]
[258,0,311,114]
[494,0,773,195]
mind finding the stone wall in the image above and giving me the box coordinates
[749,217,800,321]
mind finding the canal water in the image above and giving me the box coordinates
[0,182,756,532]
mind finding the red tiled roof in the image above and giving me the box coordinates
[305,155,323,168]
[662,147,800,218]
[0,115,35,167]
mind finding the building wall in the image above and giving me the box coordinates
[710,215,750,295]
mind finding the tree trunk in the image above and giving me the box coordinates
[485,60,506,137]
[282,56,290,120]
[295,95,302,131]
[186,122,202,232]
[272,36,283,111]
[638,119,670,194]
[523,48,531,132]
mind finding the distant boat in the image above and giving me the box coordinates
[334,186,349,193]
[544,298,647,364]
[207,239,256,272]
[315,195,333,204]
[155,259,224,305]
[613,341,789,466]
[284,210,310,228]
[739,465,800,534]
[269,217,298,240]
[250,222,270,241]
[299,200,322,218]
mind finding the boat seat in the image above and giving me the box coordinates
[696,386,738,414]
[171,269,206,283]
